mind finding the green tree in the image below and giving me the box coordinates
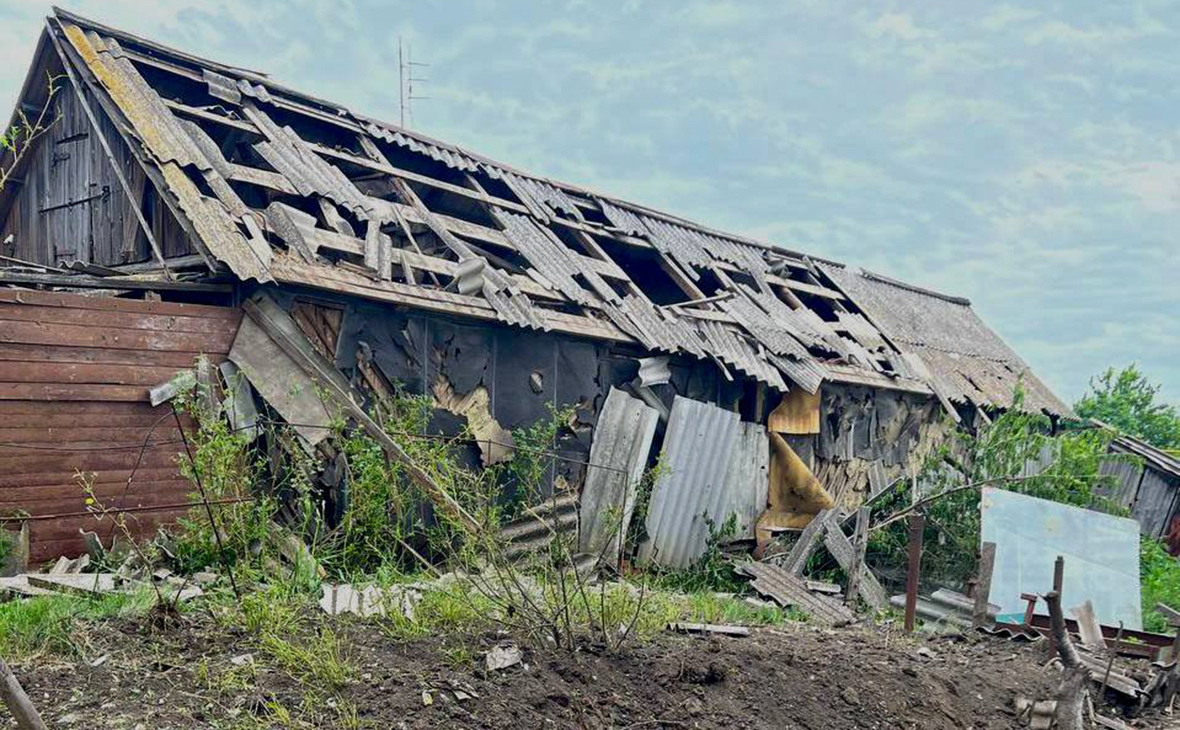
[1074,365,1180,450]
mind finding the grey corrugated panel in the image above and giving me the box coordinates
[202,68,241,105]
[718,295,810,361]
[1131,469,1179,539]
[499,491,580,559]
[363,121,486,175]
[695,320,787,391]
[578,388,660,562]
[599,199,647,237]
[722,422,770,540]
[618,295,702,356]
[84,33,211,171]
[507,173,585,222]
[734,562,854,626]
[640,216,713,273]
[639,396,742,569]
[820,263,1071,416]
[495,211,594,306]
[244,105,369,214]
[236,78,273,103]
[481,286,545,331]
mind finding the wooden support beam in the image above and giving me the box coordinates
[0,269,231,292]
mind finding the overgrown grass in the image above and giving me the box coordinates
[1141,536,1180,633]
[0,587,156,660]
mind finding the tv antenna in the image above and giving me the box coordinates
[398,37,430,128]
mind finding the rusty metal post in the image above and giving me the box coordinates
[903,513,925,633]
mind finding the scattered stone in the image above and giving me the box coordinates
[192,571,219,585]
[486,644,523,671]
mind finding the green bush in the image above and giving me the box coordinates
[1141,536,1180,633]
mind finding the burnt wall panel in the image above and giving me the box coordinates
[492,328,556,431]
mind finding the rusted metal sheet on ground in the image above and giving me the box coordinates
[0,289,241,563]
[734,561,855,627]
[577,388,659,563]
[638,397,742,569]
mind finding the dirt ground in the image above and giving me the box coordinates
[12,607,1152,730]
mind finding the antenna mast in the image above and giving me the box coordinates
[398,37,430,129]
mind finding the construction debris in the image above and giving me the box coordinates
[485,644,523,672]
[734,561,855,627]
[667,623,751,637]
[318,583,423,619]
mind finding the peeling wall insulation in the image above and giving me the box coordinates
[805,383,950,509]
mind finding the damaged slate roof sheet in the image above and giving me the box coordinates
[26,8,1067,415]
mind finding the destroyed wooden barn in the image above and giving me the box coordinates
[0,10,1074,566]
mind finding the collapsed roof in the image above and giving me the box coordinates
[0,8,1070,417]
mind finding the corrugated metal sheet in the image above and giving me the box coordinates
[496,211,595,306]
[62,26,209,171]
[202,68,241,105]
[639,396,743,569]
[722,422,770,540]
[734,561,855,626]
[600,199,647,237]
[499,491,579,560]
[363,121,488,176]
[578,388,660,561]
[243,104,369,214]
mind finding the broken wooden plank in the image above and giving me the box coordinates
[825,519,888,611]
[667,622,750,637]
[1070,600,1107,654]
[782,508,835,576]
[0,270,231,292]
[844,507,869,605]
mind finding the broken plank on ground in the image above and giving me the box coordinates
[667,622,750,637]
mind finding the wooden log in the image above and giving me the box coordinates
[973,541,996,628]
[0,656,48,730]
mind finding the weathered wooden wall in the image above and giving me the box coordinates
[0,80,193,268]
[0,288,241,563]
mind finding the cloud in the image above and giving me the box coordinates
[866,12,931,42]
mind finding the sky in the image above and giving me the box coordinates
[2,0,1177,406]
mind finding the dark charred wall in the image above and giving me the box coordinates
[0,80,192,267]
